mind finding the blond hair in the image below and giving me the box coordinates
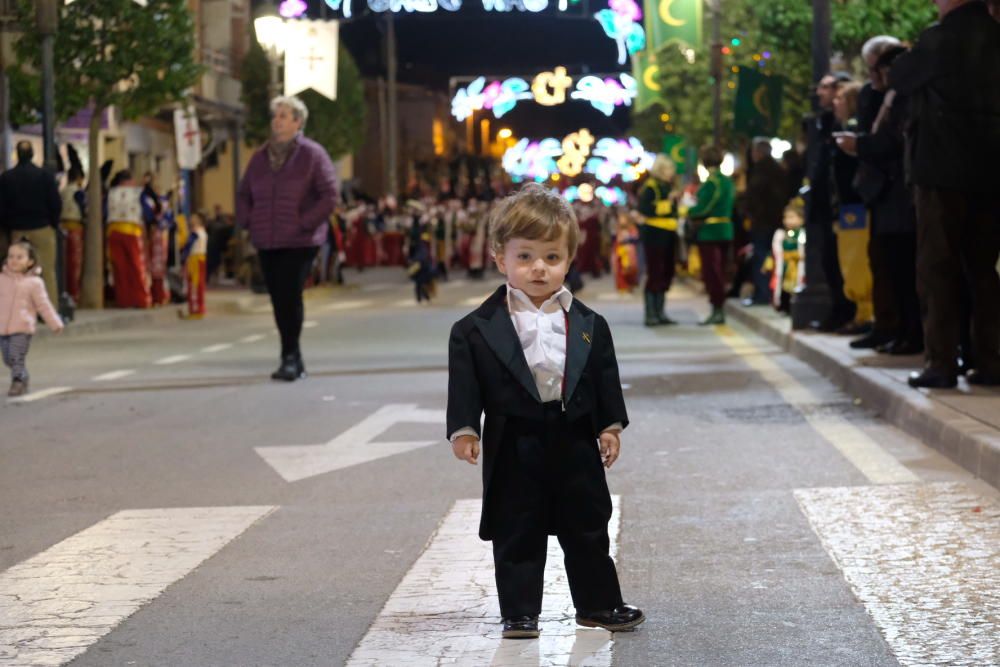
[489,183,579,258]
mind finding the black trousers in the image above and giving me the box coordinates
[488,404,623,618]
[868,227,901,337]
[915,187,1000,375]
[258,247,319,359]
[881,232,922,346]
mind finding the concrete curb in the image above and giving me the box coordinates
[724,301,1000,490]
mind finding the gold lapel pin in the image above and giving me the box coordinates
[582,332,591,344]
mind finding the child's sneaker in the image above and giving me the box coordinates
[501,615,539,639]
[8,379,28,397]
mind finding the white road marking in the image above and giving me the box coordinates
[7,387,72,404]
[717,325,918,485]
[303,321,318,329]
[91,369,135,382]
[255,403,445,482]
[200,343,233,354]
[322,300,373,311]
[796,483,999,666]
[346,497,620,666]
[238,334,266,344]
[0,506,275,667]
[153,354,192,366]
[393,298,418,307]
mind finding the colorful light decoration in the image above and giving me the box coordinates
[301,1,639,61]
[452,70,637,121]
[594,0,645,65]
[502,130,653,182]
[563,184,628,206]
[570,74,637,116]
[279,0,309,17]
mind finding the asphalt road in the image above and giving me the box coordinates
[1,269,997,667]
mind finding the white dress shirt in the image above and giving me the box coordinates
[449,284,622,442]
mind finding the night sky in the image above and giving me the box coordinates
[255,0,635,138]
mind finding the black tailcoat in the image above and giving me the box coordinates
[447,285,629,540]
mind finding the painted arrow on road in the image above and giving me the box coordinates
[255,404,445,482]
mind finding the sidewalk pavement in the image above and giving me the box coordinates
[724,300,1000,490]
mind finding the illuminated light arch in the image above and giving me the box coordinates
[452,70,637,120]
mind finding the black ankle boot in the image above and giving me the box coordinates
[271,355,302,382]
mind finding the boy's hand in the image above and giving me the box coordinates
[53,325,64,335]
[599,431,621,469]
[452,435,480,465]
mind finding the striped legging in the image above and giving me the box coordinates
[0,334,32,381]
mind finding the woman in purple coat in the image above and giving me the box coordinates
[237,96,338,382]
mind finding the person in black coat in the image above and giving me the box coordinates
[890,0,1000,388]
[744,138,789,305]
[0,142,62,306]
[447,184,643,639]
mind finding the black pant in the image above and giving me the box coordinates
[915,187,1000,375]
[882,232,922,346]
[488,406,623,618]
[869,228,901,336]
[258,247,319,359]
[812,216,855,323]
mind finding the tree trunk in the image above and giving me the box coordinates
[80,107,104,309]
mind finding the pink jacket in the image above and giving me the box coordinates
[0,264,63,335]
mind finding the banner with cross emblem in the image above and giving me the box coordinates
[284,20,339,101]
[173,106,202,170]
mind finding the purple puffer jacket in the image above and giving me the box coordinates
[236,136,338,250]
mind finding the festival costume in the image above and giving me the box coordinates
[688,169,735,315]
[181,228,208,318]
[612,224,640,292]
[637,177,679,325]
[835,204,874,324]
[771,227,806,312]
[59,185,86,303]
[106,185,152,309]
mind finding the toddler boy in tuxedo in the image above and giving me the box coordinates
[447,183,644,639]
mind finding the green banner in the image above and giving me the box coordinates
[644,0,702,52]
[632,50,663,112]
[733,67,783,137]
[661,134,688,171]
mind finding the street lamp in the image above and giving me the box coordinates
[254,5,287,99]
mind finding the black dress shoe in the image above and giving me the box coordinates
[501,616,539,639]
[576,604,645,632]
[849,331,895,350]
[908,368,957,389]
[836,321,872,336]
[967,369,1000,386]
[270,355,304,382]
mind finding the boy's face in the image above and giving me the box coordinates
[495,233,572,307]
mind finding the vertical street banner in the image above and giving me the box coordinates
[644,0,702,52]
[733,67,783,137]
[661,133,687,171]
[173,107,202,171]
[632,49,663,112]
[284,20,340,101]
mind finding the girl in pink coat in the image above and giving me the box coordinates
[0,239,64,396]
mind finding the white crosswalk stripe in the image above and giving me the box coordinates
[0,506,275,667]
[346,497,620,666]
[796,483,999,666]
